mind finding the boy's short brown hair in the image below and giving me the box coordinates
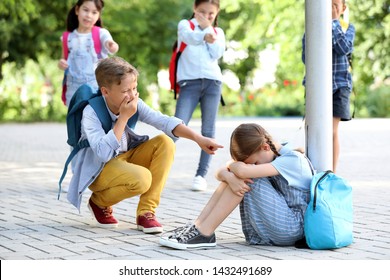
[95,56,139,88]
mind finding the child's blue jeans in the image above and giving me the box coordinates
[174,78,222,177]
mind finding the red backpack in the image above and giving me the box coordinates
[61,26,102,105]
[169,20,195,99]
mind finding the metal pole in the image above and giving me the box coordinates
[305,0,333,171]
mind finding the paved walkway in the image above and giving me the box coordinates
[1,117,390,261]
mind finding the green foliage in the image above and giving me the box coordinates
[220,0,305,89]
[365,85,390,118]
[349,0,389,84]
[0,0,388,122]
[219,83,304,118]
[0,1,71,79]
[105,0,192,87]
[348,0,389,119]
[0,56,66,122]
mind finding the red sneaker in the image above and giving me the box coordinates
[136,212,163,234]
[88,199,118,228]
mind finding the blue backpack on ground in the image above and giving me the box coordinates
[304,170,354,249]
[58,84,138,198]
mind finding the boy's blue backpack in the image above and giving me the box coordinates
[304,170,354,249]
[58,84,138,198]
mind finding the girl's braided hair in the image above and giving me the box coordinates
[230,123,280,162]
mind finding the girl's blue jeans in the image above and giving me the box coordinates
[174,78,222,177]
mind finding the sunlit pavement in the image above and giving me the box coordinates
[0,117,389,260]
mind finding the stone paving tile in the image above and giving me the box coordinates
[1,118,390,261]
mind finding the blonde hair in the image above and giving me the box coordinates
[230,123,280,161]
[95,56,138,88]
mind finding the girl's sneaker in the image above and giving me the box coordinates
[191,175,207,191]
[160,222,193,242]
[159,225,216,250]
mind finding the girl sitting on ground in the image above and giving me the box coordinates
[160,123,313,249]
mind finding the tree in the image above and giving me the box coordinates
[220,0,305,90]
[1,0,388,119]
[103,0,192,96]
[349,0,389,85]
[0,0,71,80]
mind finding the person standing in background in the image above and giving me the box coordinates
[58,0,119,106]
[302,0,355,173]
[174,0,226,191]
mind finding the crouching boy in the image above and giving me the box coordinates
[67,56,223,233]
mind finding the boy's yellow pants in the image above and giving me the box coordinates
[89,134,175,216]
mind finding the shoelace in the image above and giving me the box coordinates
[178,225,199,242]
[143,213,156,220]
[162,222,193,239]
[102,207,113,218]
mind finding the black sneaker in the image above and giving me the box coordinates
[159,225,216,250]
[160,222,193,243]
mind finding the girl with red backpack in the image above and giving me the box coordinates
[173,0,226,191]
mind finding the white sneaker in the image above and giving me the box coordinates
[191,176,207,191]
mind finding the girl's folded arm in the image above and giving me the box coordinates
[228,162,279,179]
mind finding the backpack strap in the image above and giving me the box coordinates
[177,21,195,53]
[58,139,89,199]
[173,20,196,98]
[62,31,70,60]
[312,170,333,210]
[304,155,315,175]
[177,20,217,51]
[88,95,112,133]
[88,94,139,130]
[91,26,102,59]
[62,26,101,60]
[176,21,218,51]
[61,31,70,105]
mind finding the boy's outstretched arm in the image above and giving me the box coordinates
[172,124,224,154]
